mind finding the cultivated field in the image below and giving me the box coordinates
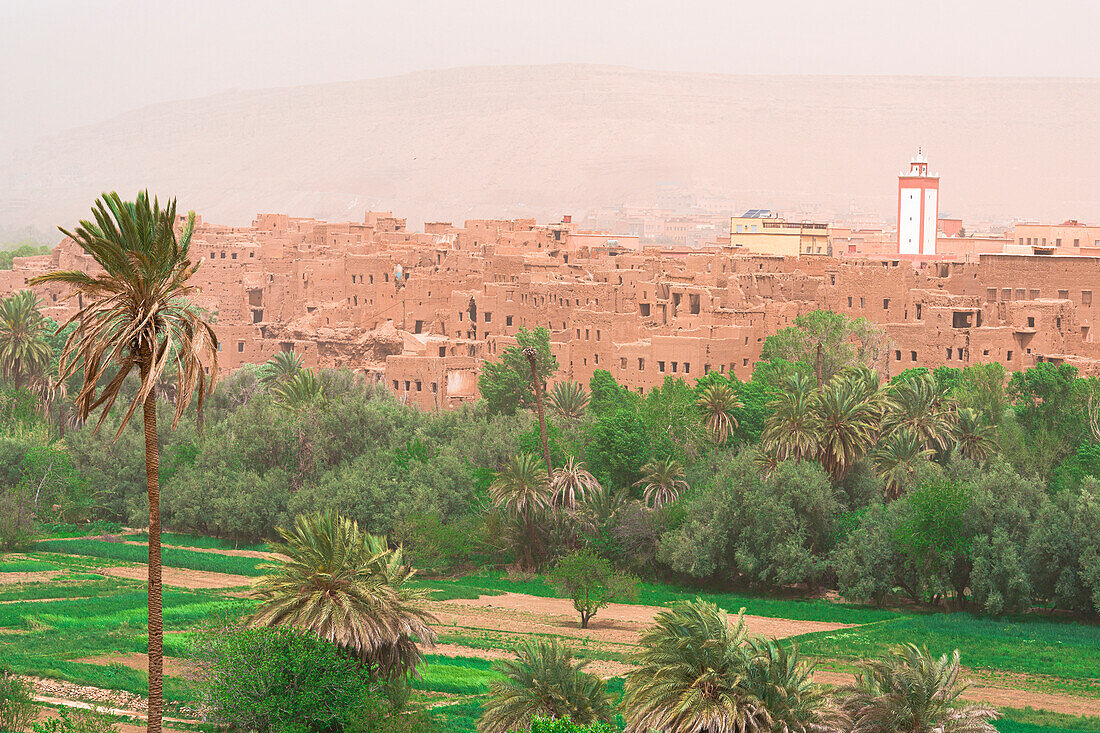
[2,533,1098,733]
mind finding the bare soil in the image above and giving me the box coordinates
[95,565,253,589]
[0,570,65,584]
[74,652,198,680]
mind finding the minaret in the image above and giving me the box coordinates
[897,148,939,255]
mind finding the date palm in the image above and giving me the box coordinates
[550,456,600,510]
[250,510,437,680]
[549,380,589,421]
[761,374,820,462]
[623,599,767,733]
[479,639,615,733]
[884,372,957,452]
[873,427,934,500]
[0,290,53,391]
[271,367,324,409]
[30,191,218,733]
[744,639,846,733]
[634,456,690,509]
[953,408,997,465]
[816,373,878,482]
[524,346,554,477]
[698,381,743,445]
[259,349,303,388]
[841,644,998,733]
[490,453,550,569]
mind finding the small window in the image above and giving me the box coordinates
[910,351,917,361]
[1007,350,1014,361]
[1084,290,1093,306]
[658,361,665,373]
[895,350,902,361]
[237,342,244,353]
[438,346,446,357]
[484,312,492,323]
[946,348,952,360]
[506,315,513,326]
[638,358,645,370]
[620,357,627,369]
[684,362,690,374]
[1059,289,1069,300]
[883,298,890,309]
[1027,317,1035,328]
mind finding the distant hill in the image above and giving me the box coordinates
[2,65,1098,230]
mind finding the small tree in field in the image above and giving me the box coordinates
[550,549,638,629]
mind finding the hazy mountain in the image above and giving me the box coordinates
[2,65,1098,230]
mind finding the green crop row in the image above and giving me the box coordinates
[35,539,267,576]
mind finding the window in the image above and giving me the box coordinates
[910,351,917,361]
[392,380,399,390]
[438,346,446,357]
[986,288,997,302]
[237,342,244,353]
[1059,289,1069,299]
[638,358,645,370]
[484,312,492,322]
[671,362,678,372]
[895,350,902,361]
[506,315,513,326]
[946,348,952,360]
[658,361,665,373]
[1029,289,1039,299]
[620,357,627,369]
[415,381,422,392]
[848,296,853,307]
[684,362,690,374]
[596,330,601,341]
[1074,238,1080,247]
[231,252,237,260]
[860,297,865,308]
[1027,316,1035,328]
[883,298,890,309]
[1084,290,1093,306]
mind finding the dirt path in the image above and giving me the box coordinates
[95,565,253,589]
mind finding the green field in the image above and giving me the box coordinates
[1,544,1097,733]
[34,538,267,576]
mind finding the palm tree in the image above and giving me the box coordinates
[550,456,600,510]
[634,456,689,509]
[478,639,615,733]
[31,366,68,438]
[271,367,324,409]
[489,453,550,569]
[549,380,589,421]
[524,346,553,478]
[259,350,303,388]
[744,639,847,733]
[30,191,218,733]
[623,599,767,733]
[815,373,878,482]
[884,372,956,453]
[873,428,934,500]
[0,290,53,391]
[953,408,997,464]
[698,381,743,445]
[841,644,999,733]
[761,374,820,462]
[250,510,437,680]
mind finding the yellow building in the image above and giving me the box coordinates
[728,209,830,256]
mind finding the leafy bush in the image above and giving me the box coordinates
[549,549,638,628]
[196,626,385,733]
[527,717,617,733]
[0,666,37,733]
[0,491,37,550]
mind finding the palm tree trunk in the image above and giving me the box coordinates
[142,387,164,733]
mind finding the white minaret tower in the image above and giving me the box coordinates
[897,149,939,255]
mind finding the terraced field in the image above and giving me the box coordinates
[2,537,1098,732]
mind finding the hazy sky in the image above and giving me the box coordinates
[2,0,1098,155]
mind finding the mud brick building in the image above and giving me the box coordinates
[2,210,1097,409]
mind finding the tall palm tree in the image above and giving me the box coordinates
[30,191,218,733]
[761,374,820,462]
[634,456,690,509]
[259,349,303,388]
[31,366,68,438]
[744,639,846,733]
[698,381,743,445]
[841,644,998,733]
[884,372,957,453]
[0,290,53,391]
[815,373,878,482]
[489,453,550,569]
[548,380,589,421]
[623,599,767,733]
[953,408,997,464]
[550,456,600,511]
[873,428,934,500]
[250,510,437,680]
[524,346,553,478]
[478,639,615,733]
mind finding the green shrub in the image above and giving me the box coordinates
[196,626,386,733]
[526,717,617,733]
[0,666,37,733]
